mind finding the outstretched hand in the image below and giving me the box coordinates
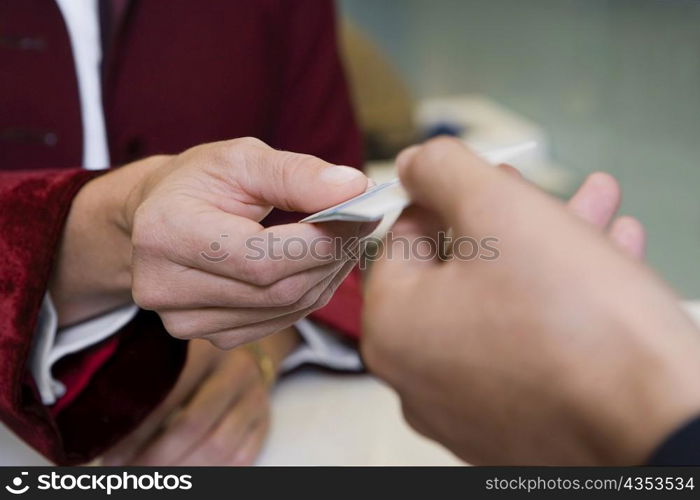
[362,138,700,465]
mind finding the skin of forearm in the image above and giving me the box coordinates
[49,156,165,326]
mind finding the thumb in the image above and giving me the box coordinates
[232,139,368,214]
[396,137,512,234]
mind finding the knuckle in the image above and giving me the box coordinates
[297,287,323,310]
[131,205,166,253]
[209,334,242,351]
[205,435,234,462]
[240,323,281,344]
[131,208,189,265]
[160,314,198,340]
[139,154,173,168]
[176,410,207,437]
[311,284,335,311]
[150,154,171,163]
[276,153,321,197]
[266,275,308,306]
[283,152,320,172]
[233,136,266,149]
[240,261,278,287]
[214,137,267,174]
[284,153,322,180]
[130,259,177,311]
[183,143,206,157]
[131,282,166,311]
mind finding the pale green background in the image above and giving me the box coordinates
[341,0,700,297]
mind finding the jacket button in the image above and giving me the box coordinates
[0,128,57,146]
[43,132,57,146]
[0,35,46,51]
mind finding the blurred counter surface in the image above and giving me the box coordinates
[0,368,459,466]
[2,301,700,466]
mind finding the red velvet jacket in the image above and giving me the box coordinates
[0,0,363,464]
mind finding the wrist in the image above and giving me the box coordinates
[117,155,171,235]
[619,362,700,464]
[49,157,165,325]
[580,320,700,464]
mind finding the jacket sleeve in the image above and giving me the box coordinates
[0,169,186,464]
[647,415,700,466]
[264,0,364,339]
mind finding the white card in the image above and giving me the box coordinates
[301,141,536,224]
[300,179,408,223]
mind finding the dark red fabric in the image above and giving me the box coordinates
[0,0,362,464]
[49,335,120,416]
[53,311,187,464]
[0,0,82,170]
[0,168,103,462]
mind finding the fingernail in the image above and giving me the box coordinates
[320,165,364,185]
[367,178,377,189]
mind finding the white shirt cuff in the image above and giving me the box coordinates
[29,293,139,405]
[28,295,359,404]
[282,318,363,373]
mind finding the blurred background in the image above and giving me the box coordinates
[339,0,700,297]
